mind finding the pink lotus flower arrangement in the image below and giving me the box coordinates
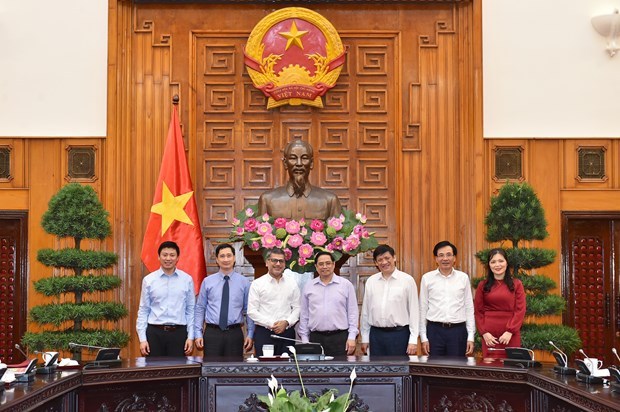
[229,205,378,273]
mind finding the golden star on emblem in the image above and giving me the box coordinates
[150,182,195,235]
[279,21,309,51]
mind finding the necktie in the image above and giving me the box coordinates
[219,275,230,330]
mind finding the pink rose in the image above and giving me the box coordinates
[274,217,287,229]
[275,240,282,247]
[244,218,258,232]
[232,218,240,226]
[300,227,308,236]
[310,231,327,246]
[326,243,334,251]
[285,220,301,234]
[353,224,364,235]
[257,222,273,236]
[235,227,244,236]
[245,208,254,217]
[298,257,306,266]
[310,219,325,231]
[251,241,260,250]
[262,213,270,222]
[328,217,343,231]
[261,233,277,248]
[298,243,314,259]
[287,234,304,248]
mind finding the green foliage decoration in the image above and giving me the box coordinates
[29,302,128,326]
[484,182,549,247]
[21,329,130,352]
[476,247,555,271]
[521,324,581,354]
[34,275,122,296]
[475,182,581,355]
[37,249,118,270]
[24,183,129,359]
[41,183,111,241]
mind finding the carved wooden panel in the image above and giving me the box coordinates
[0,214,27,364]
[0,146,11,180]
[195,32,397,280]
[571,236,606,357]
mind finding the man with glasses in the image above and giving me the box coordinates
[419,240,475,357]
[298,251,358,357]
[360,244,419,356]
[248,248,300,356]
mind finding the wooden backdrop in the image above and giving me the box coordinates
[105,0,483,357]
[1,0,619,360]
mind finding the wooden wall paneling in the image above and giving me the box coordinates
[27,140,64,325]
[0,139,26,188]
[562,139,612,190]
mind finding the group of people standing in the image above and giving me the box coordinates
[136,240,526,359]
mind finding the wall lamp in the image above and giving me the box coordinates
[591,9,620,57]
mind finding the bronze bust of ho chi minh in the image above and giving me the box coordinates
[258,139,342,221]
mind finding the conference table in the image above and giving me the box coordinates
[1,355,620,411]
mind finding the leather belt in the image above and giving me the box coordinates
[206,323,241,330]
[148,324,184,332]
[371,325,408,332]
[312,329,347,336]
[427,321,465,328]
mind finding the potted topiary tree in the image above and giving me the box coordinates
[475,182,581,355]
[22,183,129,360]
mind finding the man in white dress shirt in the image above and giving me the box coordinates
[247,248,300,356]
[419,240,475,357]
[360,244,419,356]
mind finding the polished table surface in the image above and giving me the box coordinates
[2,356,620,411]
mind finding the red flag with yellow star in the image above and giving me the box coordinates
[140,104,206,293]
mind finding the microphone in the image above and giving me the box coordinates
[579,349,591,359]
[14,344,28,358]
[549,341,568,367]
[612,348,620,364]
[69,342,108,351]
[269,334,325,359]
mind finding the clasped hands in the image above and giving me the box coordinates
[482,331,512,347]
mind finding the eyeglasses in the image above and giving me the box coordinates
[316,261,334,268]
[269,258,285,264]
[437,253,454,258]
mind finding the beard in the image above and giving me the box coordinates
[291,173,308,197]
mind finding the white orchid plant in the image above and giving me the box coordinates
[258,345,357,412]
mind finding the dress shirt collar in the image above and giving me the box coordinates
[433,268,455,278]
[157,268,179,277]
[378,268,403,281]
[312,273,340,286]
[285,181,312,198]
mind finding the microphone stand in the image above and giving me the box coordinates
[270,335,325,361]
[549,341,576,375]
[69,342,122,369]
[33,350,58,375]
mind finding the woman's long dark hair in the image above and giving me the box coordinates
[483,248,515,293]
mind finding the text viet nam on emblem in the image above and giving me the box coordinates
[244,7,345,109]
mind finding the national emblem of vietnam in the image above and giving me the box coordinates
[244,7,345,109]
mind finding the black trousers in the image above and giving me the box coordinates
[309,330,348,357]
[146,324,187,357]
[426,322,467,357]
[369,326,409,356]
[203,326,244,359]
[254,325,295,356]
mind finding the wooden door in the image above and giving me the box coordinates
[563,213,620,365]
[0,212,28,363]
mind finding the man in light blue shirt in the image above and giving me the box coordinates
[194,243,255,358]
[136,241,196,357]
